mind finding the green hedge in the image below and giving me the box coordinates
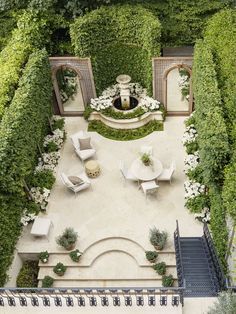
[204,9,236,143]
[16,260,39,288]
[0,49,52,286]
[0,11,51,120]
[70,4,161,95]
[222,161,236,222]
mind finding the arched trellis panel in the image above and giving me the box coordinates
[152,57,193,116]
[49,57,96,116]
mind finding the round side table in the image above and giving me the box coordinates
[85,160,101,178]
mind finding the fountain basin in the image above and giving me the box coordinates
[113,96,139,111]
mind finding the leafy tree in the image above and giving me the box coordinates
[208,292,236,314]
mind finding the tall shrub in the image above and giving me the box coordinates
[0,11,51,119]
[222,161,236,222]
[70,4,161,95]
[0,49,52,285]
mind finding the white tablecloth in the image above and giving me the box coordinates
[130,157,163,181]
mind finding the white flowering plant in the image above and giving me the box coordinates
[30,187,51,211]
[194,207,211,223]
[90,96,113,111]
[184,180,205,199]
[184,151,200,174]
[43,128,64,152]
[182,124,198,146]
[35,152,60,172]
[20,209,37,226]
[139,96,160,112]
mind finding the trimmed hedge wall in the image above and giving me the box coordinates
[0,11,51,120]
[70,5,161,95]
[193,39,229,268]
[204,9,236,144]
[0,49,52,286]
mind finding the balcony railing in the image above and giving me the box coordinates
[174,220,185,290]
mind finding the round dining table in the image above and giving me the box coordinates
[130,157,163,181]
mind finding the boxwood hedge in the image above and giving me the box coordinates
[0,49,52,286]
[70,4,161,95]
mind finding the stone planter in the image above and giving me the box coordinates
[66,243,76,251]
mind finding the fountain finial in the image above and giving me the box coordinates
[116,74,131,110]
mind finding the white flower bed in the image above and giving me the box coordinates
[194,207,211,223]
[35,152,60,172]
[30,187,51,211]
[90,96,113,111]
[102,84,119,98]
[139,96,160,111]
[182,124,198,145]
[184,151,200,173]
[20,210,37,226]
[178,75,189,88]
[184,180,205,199]
[43,128,64,149]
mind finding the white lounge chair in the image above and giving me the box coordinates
[70,131,96,162]
[119,161,138,185]
[157,161,176,184]
[60,172,91,195]
[141,180,159,199]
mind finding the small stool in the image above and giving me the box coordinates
[85,160,101,178]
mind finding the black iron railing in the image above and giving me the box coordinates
[0,286,185,308]
[203,222,226,290]
[174,220,185,291]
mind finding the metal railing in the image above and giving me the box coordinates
[0,286,185,308]
[203,222,226,290]
[174,220,185,291]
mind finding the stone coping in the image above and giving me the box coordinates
[88,111,163,129]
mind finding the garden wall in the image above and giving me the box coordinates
[0,49,52,286]
[70,5,161,95]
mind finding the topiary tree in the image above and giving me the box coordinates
[70,4,161,95]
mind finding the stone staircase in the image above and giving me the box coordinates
[34,237,177,287]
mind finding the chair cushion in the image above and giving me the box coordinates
[79,137,92,150]
[68,176,84,186]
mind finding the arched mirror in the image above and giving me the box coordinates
[166,67,191,114]
[55,66,85,114]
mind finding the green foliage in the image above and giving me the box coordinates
[16,260,39,287]
[101,107,146,120]
[209,188,228,271]
[42,275,54,288]
[162,274,174,287]
[185,141,199,155]
[153,262,166,275]
[69,249,82,262]
[70,5,161,95]
[185,194,210,214]
[0,49,52,194]
[39,251,49,263]
[149,227,168,250]
[51,117,65,131]
[0,11,52,119]
[0,11,17,50]
[56,228,78,250]
[0,49,52,286]
[204,9,236,144]
[44,141,59,153]
[88,120,163,141]
[53,262,67,276]
[27,169,55,190]
[208,291,236,314]
[222,162,236,222]
[145,251,158,263]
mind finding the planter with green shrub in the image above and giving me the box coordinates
[69,249,82,262]
[53,262,67,276]
[56,227,78,250]
[149,227,168,250]
[162,274,174,287]
[145,251,158,263]
[39,251,49,263]
[16,261,39,287]
[42,275,54,288]
[153,262,166,275]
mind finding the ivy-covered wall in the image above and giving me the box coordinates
[193,39,230,269]
[70,5,161,95]
[0,49,52,286]
[0,11,52,120]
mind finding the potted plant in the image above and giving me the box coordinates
[149,227,168,250]
[53,262,67,276]
[153,262,166,275]
[69,249,82,262]
[141,153,152,167]
[42,275,54,288]
[145,251,158,263]
[56,227,78,250]
[162,274,174,287]
[39,251,49,263]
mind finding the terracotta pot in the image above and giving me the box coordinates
[56,272,65,277]
[66,243,76,251]
[154,245,163,251]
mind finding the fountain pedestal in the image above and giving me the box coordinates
[116,74,131,110]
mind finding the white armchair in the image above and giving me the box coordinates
[157,161,175,183]
[119,161,138,185]
[70,131,96,162]
[60,172,91,195]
